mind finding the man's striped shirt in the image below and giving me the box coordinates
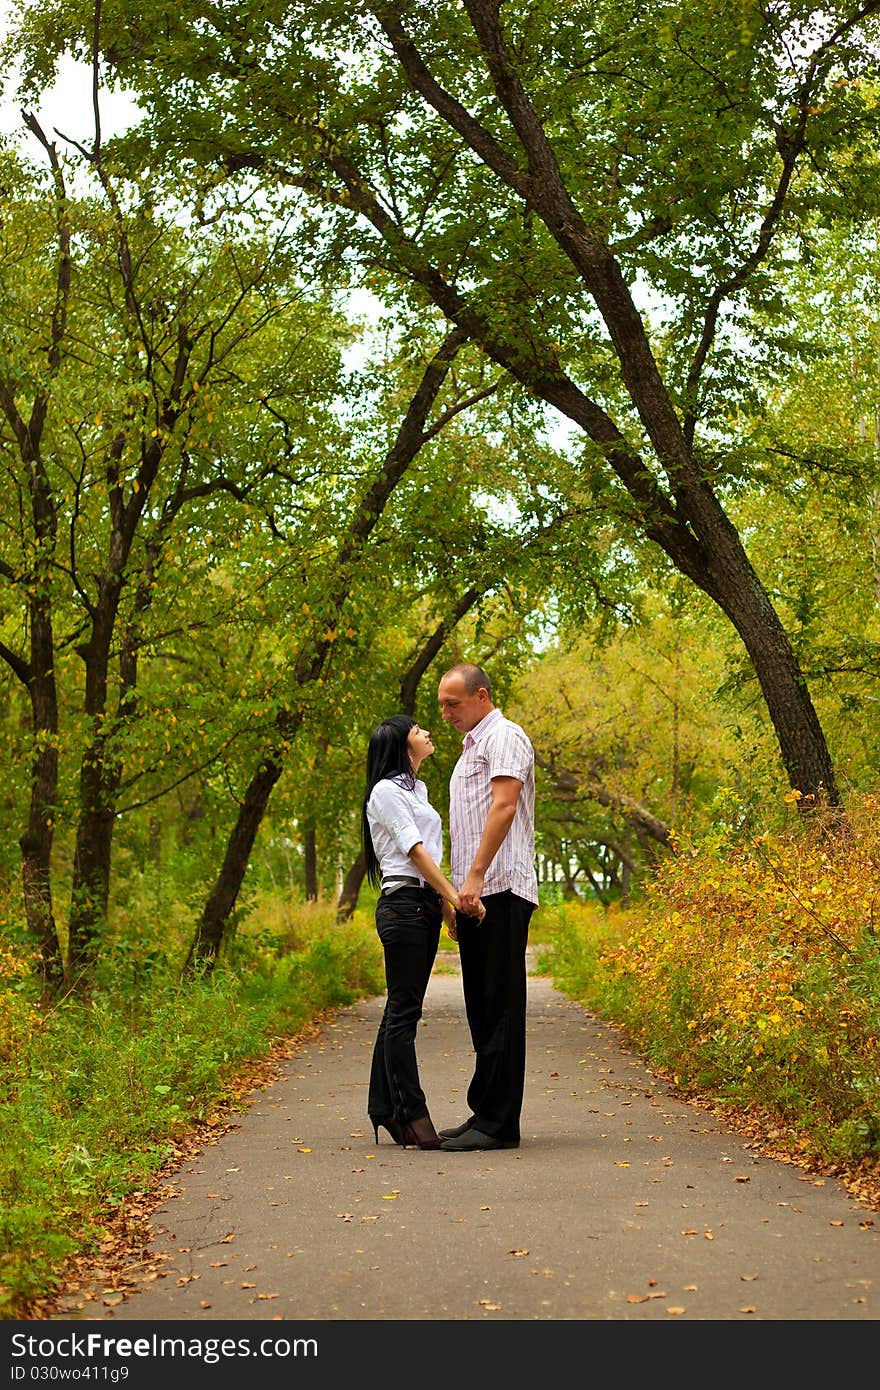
[449,707,539,905]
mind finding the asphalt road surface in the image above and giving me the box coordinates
[49,955,879,1325]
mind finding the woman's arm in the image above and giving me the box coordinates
[407,841,460,907]
[407,842,485,921]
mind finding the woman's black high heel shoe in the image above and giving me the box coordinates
[401,1115,443,1150]
[372,1116,407,1145]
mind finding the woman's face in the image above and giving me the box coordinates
[407,723,435,770]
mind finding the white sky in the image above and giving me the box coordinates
[0,1,141,150]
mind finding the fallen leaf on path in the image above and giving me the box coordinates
[684,1285,698,1292]
[740,1274,758,1281]
[479,1299,501,1309]
[255,1293,279,1300]
[830,1220,844,1227]
[220,1233,235,1243]
[614,1161,631,1167]
[297,1147,312,1154]
[240,1282,257,1289]
[508,1249,529,1257]
[199,1301,211,1309]
[634,1202,649,1208]
[626,1294,648,1303]
[735,1176,750,1183]
[208,1262,228,1269]
[337,1213,354,1221]
[740,1306,756,1314]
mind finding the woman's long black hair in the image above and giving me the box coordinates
[361,714,417,888]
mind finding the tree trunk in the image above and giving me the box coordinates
[66,590,123,977]
[18,610,63,990]
[184,751,287,974]
[336,848,367,922]
[303,824,318,901]
[67,748,117,983]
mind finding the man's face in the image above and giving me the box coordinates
[438,673,490,733]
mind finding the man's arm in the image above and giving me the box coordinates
[458,775,522,916]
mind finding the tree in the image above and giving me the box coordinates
[22,0,880,800]
[514,595,749,897]
[0,122,348,985]
[183,326,503,970]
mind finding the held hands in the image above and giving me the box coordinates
[446,889,486,936]
[458,870,486,920]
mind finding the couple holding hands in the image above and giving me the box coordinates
[362,662,538,1153]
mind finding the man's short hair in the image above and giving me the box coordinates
[442,661,491,697]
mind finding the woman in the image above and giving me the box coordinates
[362,713,481,1150]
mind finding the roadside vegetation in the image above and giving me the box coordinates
[537,788,880,1210]
[0,900,383,1319]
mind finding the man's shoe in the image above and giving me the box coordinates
[440,1126,519,1151]
[438,1118,476,1140]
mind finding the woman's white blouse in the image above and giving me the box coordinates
[367,776,443,888]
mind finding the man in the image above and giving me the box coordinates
[437,661,538,1151]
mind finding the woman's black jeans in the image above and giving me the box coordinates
[368,885,442,1124]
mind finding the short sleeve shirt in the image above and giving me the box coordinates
[448,708,539,905]
[366,775,443,889]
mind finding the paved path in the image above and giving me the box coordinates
[54,959,879,1323]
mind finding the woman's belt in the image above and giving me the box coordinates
[380,875,431,895]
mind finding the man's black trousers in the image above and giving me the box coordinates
[455,890,534,1143]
